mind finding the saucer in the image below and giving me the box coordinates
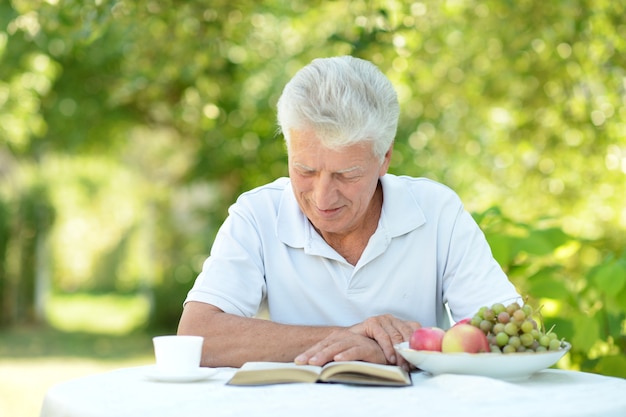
[144,366,219,383]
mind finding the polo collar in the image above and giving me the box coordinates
[276,174,426,249]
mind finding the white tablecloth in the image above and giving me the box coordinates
[40,366,626,417]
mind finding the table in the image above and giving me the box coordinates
[40,366,626,417]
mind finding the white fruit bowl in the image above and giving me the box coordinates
[395,341,571,381]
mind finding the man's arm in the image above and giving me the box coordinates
[177,302,418,369]
[177,302,337,367]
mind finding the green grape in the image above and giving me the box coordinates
[522,304,533,317]
[483,309,496,321]
[492,303,506,315]
[508,336,521,349]
[549,339,562,351]
[548,332,558,340]
[513,309,526,322]
[477,306,488,318]
[480,320,493,333]
[510,317,523,328]
[493,323,506,334]
[536,346,547,352]
[504,322,518,336]
[520,333,534,347]
[521,320,534,334]
[531,329,541,340]
[490,345,502,353]
[470,315,482,327]
[539,335,551,347]
[506,302,520,314]
[495,332,509,347]
[502,345,517,354]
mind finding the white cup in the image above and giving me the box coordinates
[152,335,204,374]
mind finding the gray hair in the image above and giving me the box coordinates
[276,56,399,162]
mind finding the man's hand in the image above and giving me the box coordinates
[349,314,421,368]
[294,314,421,370]
[294,329,387,366]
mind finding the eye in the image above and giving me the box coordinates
[295,167,315,177]
[336,173,361,182]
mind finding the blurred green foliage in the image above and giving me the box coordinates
[0,0,625,376]
[474,207,626,377]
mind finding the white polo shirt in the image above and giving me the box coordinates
[184,174,520,328]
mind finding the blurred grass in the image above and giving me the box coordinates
[45,293,153,335]
[0,293,171,417]
[0,326,156,359]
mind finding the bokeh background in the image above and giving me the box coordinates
[1,0,625,415]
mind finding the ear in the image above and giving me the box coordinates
[378,145,393,176]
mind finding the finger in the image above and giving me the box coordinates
[396,320,422,341]
[295,344,332,365]
[294,340,328,365]
[296,336,354,366]
[308,345,343,366]
[367,315,418,340]
[396,355,412,372]
[371,319,421,363]
[333,343,386,364]
[375,333,398,364]
[380,318,422,345]
[374,321,406,361]
[350,316,422,364]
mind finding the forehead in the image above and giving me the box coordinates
[288,129,375,166]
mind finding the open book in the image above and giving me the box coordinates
[227,361,411,387]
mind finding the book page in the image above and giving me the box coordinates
[319,361,411,386]
[228,362,322,386]
[239,362,321,373]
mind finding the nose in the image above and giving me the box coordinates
[313,173,337,209]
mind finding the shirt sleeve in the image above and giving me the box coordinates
[184,198,267,317]
[440,205,522,321]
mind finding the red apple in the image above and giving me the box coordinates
[409,327,445,351]
[441,324,490,353]
[453,318,471,326]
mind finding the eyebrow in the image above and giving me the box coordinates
[293,162,363,174]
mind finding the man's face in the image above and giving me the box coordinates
[287,129,391,238]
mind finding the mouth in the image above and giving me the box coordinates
[315,206,342,218]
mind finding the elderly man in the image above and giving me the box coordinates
[178,56,520,370]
